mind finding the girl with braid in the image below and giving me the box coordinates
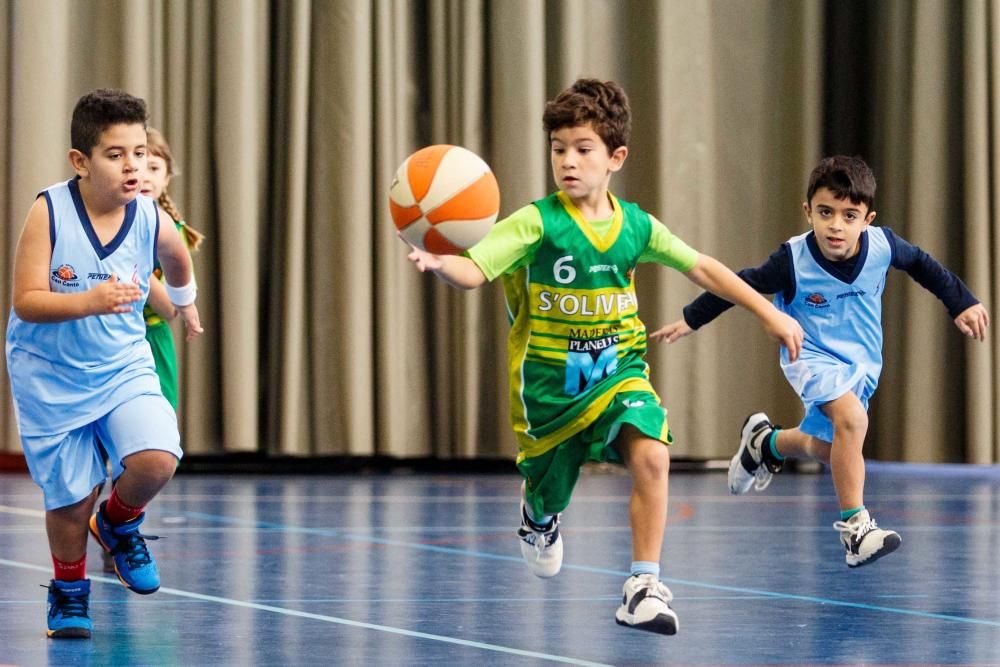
[140,128,204,409]
[98,127,205,573]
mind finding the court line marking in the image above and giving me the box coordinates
[2,505,997,627]
[180,511,1000,629]
[5,492,1000,503]
[0,559,612,667]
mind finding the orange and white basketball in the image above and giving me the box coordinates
[388,145,500,254]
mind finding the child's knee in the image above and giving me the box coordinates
[832,408,868,438]
[123,450,178,481]
[628,439,670,479]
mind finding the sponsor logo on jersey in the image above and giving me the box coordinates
[836,289,866,300]
[804,292,829,308]
[565,333,619,395]
[537,290,637,316]
[51,264,80,286]
[588,264,619,274]
[88,272,113,280]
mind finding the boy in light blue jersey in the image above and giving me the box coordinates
[6,89,203,638]
[403,78,804,634]
[655,156,990,567]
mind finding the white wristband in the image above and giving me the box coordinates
[165,278,197,306]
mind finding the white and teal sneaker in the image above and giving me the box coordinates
[729,412,780,494]
[833,509,901,567]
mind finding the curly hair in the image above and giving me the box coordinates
[542,78,631,151]
[71,89,147,156]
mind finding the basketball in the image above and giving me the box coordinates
[389,144,500,254]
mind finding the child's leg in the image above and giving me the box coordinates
[773,428,832,464]
[613,424,677,635]
[616,425,669,564]
[42,487,100,639]
[46,489,100,565]
[110,450,178,513]
[90,394,182,594]
[820,393,900,566]
[819,393,868,511]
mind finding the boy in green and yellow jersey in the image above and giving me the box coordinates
[404,78,803,635]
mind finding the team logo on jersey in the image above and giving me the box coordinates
[804,292,829,308]
[51,264,80,286]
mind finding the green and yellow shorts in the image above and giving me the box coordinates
[517,390,671,517]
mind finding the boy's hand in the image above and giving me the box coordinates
[401,234,443,272]
[90,273,142,315]
[650,319,693,343]
[954,303,990,342]
[176,303,204,341]
[762,311,804,361]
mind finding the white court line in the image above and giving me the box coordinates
[0,559,612,667]
[0,504,44,518]
[4,492,999,503]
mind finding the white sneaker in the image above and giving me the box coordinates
[614,574,678,635]
[833,509,901,567]
[517,489,562,578]
[728,412,780,494]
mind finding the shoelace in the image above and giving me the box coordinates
[521,520,558,561]
[632,575,673,604]
[832,515,876,537]
[113,532,160,569]
[42,585,89,619]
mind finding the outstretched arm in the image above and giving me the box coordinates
[12,198,142,322]
[885,228,990,342]
[664,253,803,360]
[403,239,487,290]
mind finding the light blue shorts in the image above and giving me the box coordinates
[20,393,183,510]
[783,358,874,443]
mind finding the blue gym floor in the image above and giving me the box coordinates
[1,463,998,666]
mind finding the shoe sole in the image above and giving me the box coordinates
[88,516,160,595]
[615,611,679,636]
[47,627,92,639]
[847,533,902,568]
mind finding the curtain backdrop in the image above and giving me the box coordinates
[1,0,996,463]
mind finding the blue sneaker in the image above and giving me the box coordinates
[88,501,161,594]
[45,579,92,638]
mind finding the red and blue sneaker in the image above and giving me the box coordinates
[45,579,92,639]
[89,501,161,594]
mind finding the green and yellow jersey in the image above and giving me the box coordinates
[467,191,698,460]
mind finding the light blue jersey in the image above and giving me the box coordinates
[774,228,892,442]
[6,178,162,437]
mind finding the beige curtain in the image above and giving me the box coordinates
[0,0,996,463]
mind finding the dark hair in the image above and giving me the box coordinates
[542,78,631,151]
[806,155,876,210]
[70,89,148,156]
